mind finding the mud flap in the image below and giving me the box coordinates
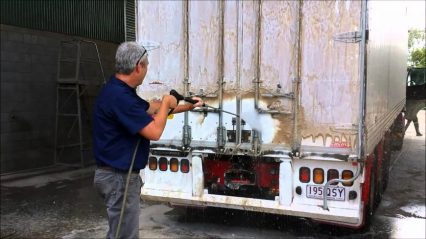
[192,154,204,197]
[279,159,293,206]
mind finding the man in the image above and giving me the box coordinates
[405,99,425,136]
[405,79,425,137]
[92,41,203,239]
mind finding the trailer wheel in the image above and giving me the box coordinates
[382,133,392,192]
[390,112,405,151]
[391,136,403,151]
[374,155,383,209]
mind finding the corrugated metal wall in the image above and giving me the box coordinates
[0,0,135,43]
[125,0,136,41]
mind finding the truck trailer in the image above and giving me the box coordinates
[136,0,408,228]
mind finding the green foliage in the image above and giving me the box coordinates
[411,48,426,67]
[408,29,426,67]
[408,29,425,49]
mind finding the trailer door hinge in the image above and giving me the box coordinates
[334,31,362,43]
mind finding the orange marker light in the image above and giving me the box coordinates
[148,157,157,170]
[170,158,179,172]
[342,170,354,186]
[313,168,324,184]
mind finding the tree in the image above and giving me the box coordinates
[408,29,426,67]
[411,48,425,67]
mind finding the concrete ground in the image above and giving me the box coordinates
[1,110,425,238]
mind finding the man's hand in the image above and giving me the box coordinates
[191,97,204,108]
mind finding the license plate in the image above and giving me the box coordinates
[306,185,345,201]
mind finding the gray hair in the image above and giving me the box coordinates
[115,41,148,74]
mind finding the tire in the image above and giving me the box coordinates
[374,160,383,209]
[382,139,391,192]
[391,112,405,151]
[392,139,403,151]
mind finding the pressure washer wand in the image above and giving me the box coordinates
[170,89,242,118]
[203,104,241,118]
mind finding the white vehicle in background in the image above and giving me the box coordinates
[135,0,407,228]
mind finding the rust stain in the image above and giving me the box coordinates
[271,114,293,145]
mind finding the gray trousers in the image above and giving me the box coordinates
[94,168,142,239]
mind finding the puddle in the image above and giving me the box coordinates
[390,217,426,239]
[400,203,426,219]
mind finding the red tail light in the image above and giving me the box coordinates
[159,157,168,171]
[299,167,310,183]
[148,157,157,170]
[181,159,189,173]
[327,169,339,185]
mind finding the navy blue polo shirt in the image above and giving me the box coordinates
[92,76,153,171]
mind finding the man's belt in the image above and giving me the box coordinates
[97,166,140,174]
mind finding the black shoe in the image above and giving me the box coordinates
[416,132,423,136]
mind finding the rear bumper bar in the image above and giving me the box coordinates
[141,188,361,225]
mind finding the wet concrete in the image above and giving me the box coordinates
[1,167,106,238]
[1,111,425,238]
